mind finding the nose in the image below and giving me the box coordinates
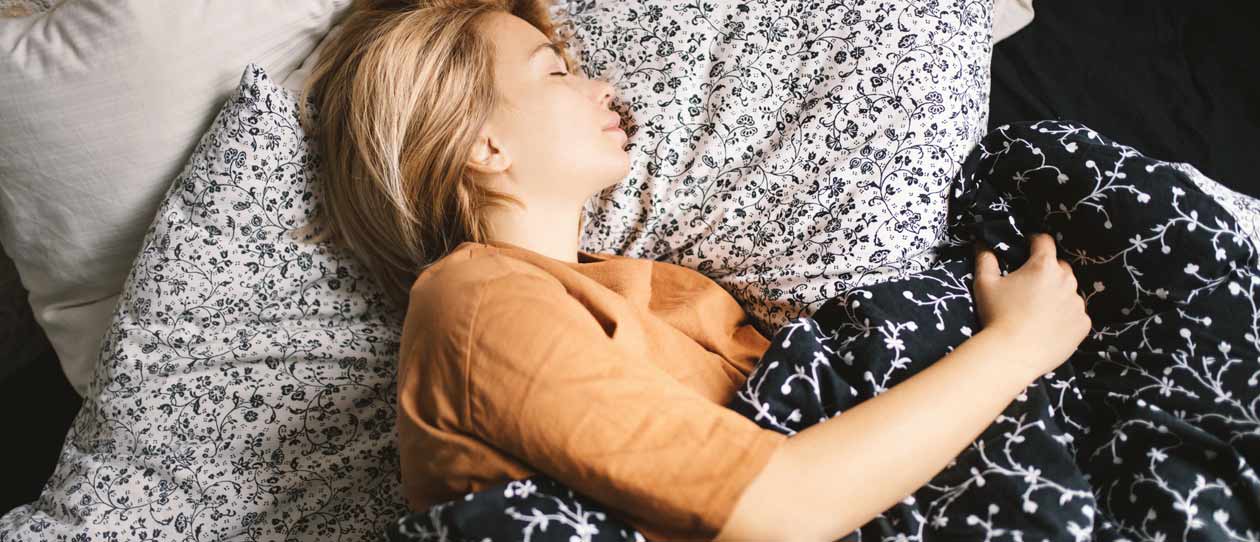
[592,79,615,108]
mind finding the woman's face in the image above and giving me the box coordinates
[469,12,630,204]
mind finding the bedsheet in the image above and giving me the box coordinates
[385,121,1260,541]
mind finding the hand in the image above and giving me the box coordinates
[972,233,1092,376]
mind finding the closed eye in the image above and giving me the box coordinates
[551,70,569,77]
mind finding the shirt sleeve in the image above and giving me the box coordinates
[460,271,788,540]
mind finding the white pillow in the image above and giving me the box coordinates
[559,0,994,335]
[0,0,353,395]
[994,0,1035,43]
[281,23,344,94]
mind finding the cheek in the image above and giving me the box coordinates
[525,92,576,138]
[509,86,624,182]
[529,93,594,153]
[501,101,562,154]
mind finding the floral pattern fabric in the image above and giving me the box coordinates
[387,121,1260,542]
[0,64,410,541]
[559,0,994,338]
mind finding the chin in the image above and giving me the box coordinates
[597,173,626,192]
[613,150,632,175]
[593,167,629,193]
[611,163,632,186]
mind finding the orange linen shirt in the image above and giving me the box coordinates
[397,239,790,541]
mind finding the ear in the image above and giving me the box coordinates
[466,127,512,175]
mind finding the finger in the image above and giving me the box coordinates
[1029,232,1057,263]
[1060,259,1078,288]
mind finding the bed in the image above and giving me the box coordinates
[1,0,1257,539]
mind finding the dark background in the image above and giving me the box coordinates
[988,0,1260,198]
[3,0,1259,515]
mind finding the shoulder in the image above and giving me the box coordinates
[407,243,567,319]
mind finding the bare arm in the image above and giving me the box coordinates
[715,327,1047,541]
[716,234,1090,541]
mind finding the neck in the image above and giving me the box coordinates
[484,197,584,263]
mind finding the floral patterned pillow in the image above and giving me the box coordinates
[0,64,408,541]
[559,0,994,335]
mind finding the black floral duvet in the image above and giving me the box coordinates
[387,121,1260,541]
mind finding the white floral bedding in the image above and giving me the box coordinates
[564,0,993,336]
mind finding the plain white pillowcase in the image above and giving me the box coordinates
[0,0,353,395]
[994,0,1035,43]
[280,23,343,94]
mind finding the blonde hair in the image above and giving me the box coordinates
[293,0,576,308]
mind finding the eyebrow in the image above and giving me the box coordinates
[529,41,565,62]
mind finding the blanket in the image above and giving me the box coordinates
[386,121,1260,541]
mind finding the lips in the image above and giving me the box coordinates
[601,115,622,131]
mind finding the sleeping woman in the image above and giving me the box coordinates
[297,0,1090,540]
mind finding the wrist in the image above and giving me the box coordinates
[970,324,1056,384]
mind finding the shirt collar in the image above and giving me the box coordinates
[481,239,611,263]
